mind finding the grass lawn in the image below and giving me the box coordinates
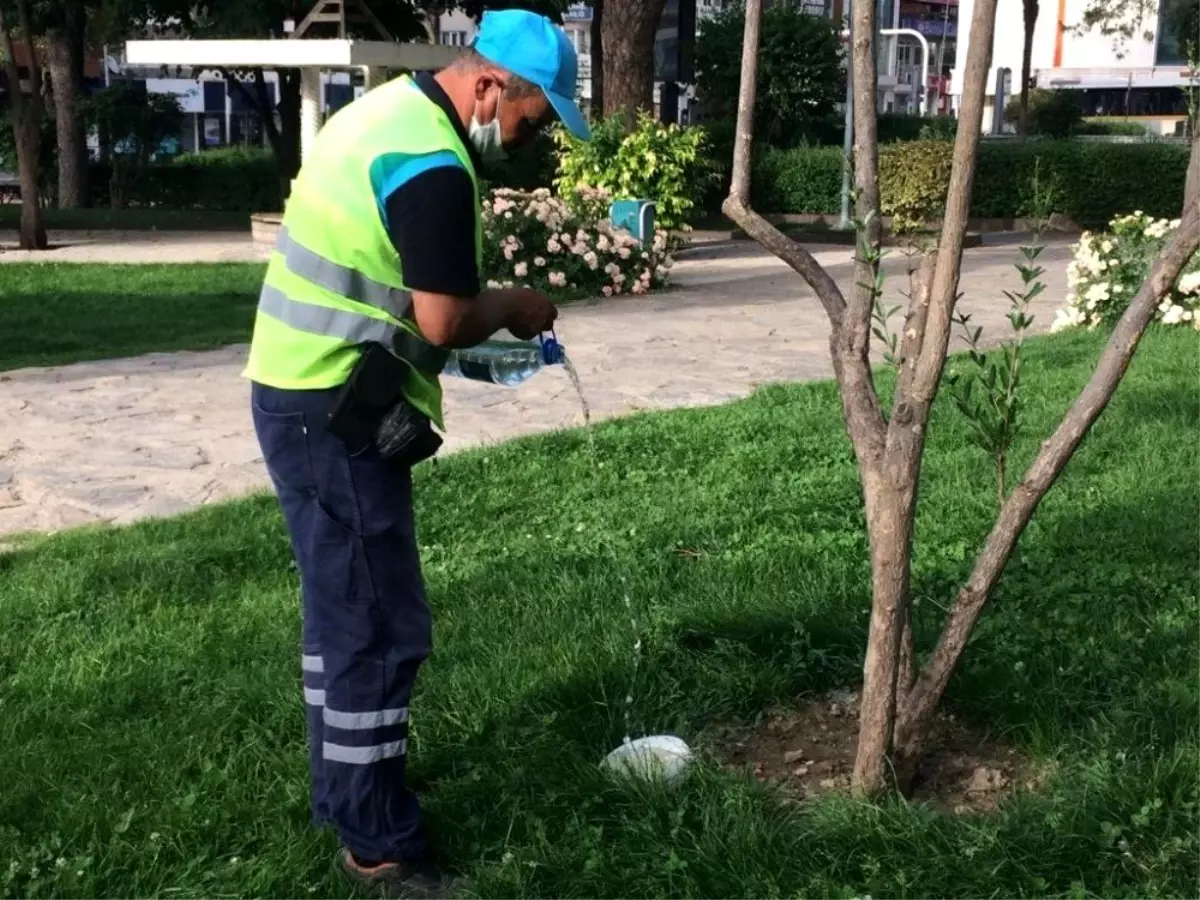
[0,206,252,232]
[1,328,1197,899]
[0,263,265,372]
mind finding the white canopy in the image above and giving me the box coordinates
[123,39,460,161]
[123,39,457,71]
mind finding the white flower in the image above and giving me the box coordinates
[547,238,562,253]
[1050,306,1087,332]
[618,247,632,259]
[1178,271,1200,295]
[486,279,502,289]
[549,271,567,287]
[1084,282,1111,305]
[1161,304,1186,325]
[583,251,599,270]
[513,261,528,278]
[597,235,612,252]
[534,256,546,267]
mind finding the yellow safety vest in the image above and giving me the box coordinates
[242,75,483,431]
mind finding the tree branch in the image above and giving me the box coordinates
[252,67,284,151]
[902,0,1003,415]
[893,247,937,416]
[721,0,847,325]
[897,198,1200,748]
[837,0,888,454]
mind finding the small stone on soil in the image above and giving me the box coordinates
[782,749,805,765]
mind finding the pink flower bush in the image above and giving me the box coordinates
[481,186,673,301]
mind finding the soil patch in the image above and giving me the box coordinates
[710,689,1046,815]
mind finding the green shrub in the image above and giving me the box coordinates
[751,139,1190,229]
[553,111,719,231]
[694,2,844,149]
[1005,89,1083,137]
[749,146,844,214]
[88,147,282,211]
[878,140,955,232]
[1075,119,1151,136]
[877,113,928,143]
[481,130,558,191]
[917,116,959,141]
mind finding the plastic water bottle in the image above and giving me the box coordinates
[442,332,564,386]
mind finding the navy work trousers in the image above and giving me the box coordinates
[251,381,431,863]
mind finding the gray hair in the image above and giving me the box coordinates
[451,48,541,99]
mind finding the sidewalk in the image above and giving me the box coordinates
[0,236,1073,536]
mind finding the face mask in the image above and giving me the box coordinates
[468,95,508,163]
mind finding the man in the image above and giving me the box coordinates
[242,9,590,897]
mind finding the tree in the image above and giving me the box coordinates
[86,79,183,207]
[44,0,88,207]
[722,0,1200,794]
[694,1,844,148]
[599,0,667,123]
[0,0,48,249]
[1018,0,1038,132]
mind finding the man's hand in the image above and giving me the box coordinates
[502,288,558,340]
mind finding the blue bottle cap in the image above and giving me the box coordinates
[539,331,564,366]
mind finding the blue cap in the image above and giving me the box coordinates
[472,9,591,141]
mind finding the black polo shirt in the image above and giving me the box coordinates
[380,72,484,299]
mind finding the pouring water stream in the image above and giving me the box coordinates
[558,350,689,781]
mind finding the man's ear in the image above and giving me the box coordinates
[473,71,503,100]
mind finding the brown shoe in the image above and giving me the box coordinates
[335,848,462,899]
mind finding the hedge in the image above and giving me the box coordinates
[88,148,283,212]
[85,142,560,212]
[752,139,1192,229]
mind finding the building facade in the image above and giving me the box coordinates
[950,0,1194,132]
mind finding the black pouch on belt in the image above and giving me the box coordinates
[325,342,443,467]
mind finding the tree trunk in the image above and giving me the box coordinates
[1184,132,1199,214]
[15,124,47,248]
[600,0,668,125]
[228,67,301,204]
[47,0,88,208]
[1018,0,1038,134]
[277,70,302,198]
[1,0,48,249]
[590,0,604,118]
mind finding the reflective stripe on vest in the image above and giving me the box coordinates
[275,225,413,321]
[267,223,450,374]
[258,284,450,375]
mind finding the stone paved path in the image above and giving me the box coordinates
[0,235,1072,536]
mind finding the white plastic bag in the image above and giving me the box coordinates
[602,735,693,785]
